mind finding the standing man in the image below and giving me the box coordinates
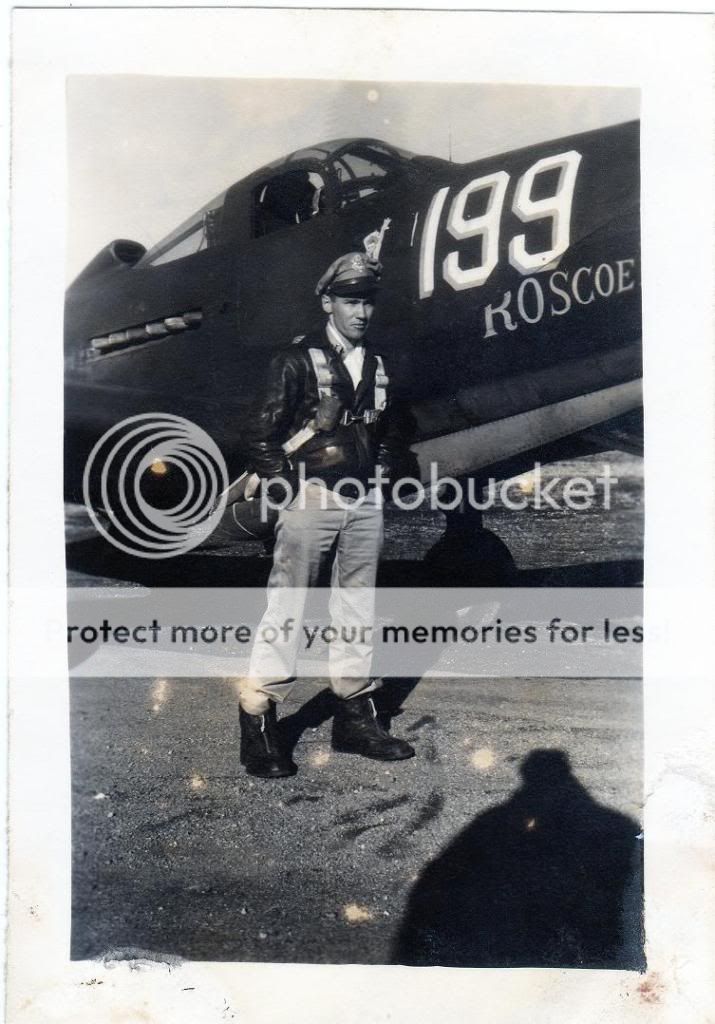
[239,248,415,778]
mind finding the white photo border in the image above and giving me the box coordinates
[9,8,715,1023]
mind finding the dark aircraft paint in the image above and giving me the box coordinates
[65,122,641,508]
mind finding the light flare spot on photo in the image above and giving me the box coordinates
[151,679,169,713]
[516,473,536,495]
[470,748,496,770]
[343,903,374,924]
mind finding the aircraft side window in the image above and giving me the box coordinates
[334,149,393,206]
[146,223,205,266]
[144,207,222,266]
[253,170,325,237]
[342,154,387,180]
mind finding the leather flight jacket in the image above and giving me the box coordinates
[246,328,413,490]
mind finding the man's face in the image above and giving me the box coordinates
[322,293,375,343]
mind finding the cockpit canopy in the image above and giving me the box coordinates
[140,138,431,266]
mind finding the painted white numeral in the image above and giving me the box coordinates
[508,150,582,274]
[418,186,450,299]
[442,172,509,291]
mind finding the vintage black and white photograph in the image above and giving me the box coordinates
[7,9,714,1024]
[63,74,645,968]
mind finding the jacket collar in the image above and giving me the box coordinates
[302,326,378,409]
[307,323,371,354]
[325,317,357,358]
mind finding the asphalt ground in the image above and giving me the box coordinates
[68,453,644,967]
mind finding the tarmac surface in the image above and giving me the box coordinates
[68,452,645,967]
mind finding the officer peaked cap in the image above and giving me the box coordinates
[315,252,382,297]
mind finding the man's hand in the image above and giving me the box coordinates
[243,472,261,500]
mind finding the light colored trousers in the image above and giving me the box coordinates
[240,484,384,714]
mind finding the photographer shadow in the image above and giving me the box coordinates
[392,749,644,969]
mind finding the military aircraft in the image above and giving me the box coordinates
[65,121,641,559]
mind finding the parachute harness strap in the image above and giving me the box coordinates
[308,347,388,421]
[307,347,338,402]
[373,354,388,411]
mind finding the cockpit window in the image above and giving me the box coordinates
[141,193,226,266]
[336,153,388,181]
[145,218,206,266]
[253,170,325,237]
[332,144,402,206]
[286,147,334,163]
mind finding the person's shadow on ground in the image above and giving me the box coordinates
[392,748,644,969]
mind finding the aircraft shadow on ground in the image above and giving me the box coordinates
[391,748,645,970]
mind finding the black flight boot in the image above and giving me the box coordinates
[331,694,415,761]
[239,703,296,779]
